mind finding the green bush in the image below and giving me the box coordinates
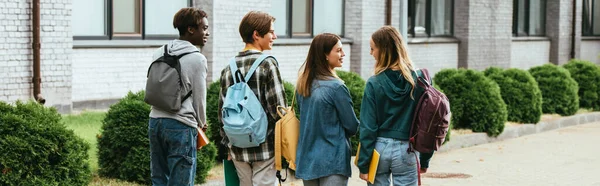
[434,69,508,136]
[206,81,228,162]
[0,101,91,186]
[336,70,366,155]
[529,64,579,116]
[484,67,543,124]
[563,59,600,110]
[98,91,216,184]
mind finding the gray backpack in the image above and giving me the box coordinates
[144,44,198,112]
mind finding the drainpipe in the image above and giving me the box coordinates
[569,0,576,59]
[32,0,45,104]
[385,0,392,25]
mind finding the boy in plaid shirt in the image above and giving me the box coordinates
[218,11,287,186]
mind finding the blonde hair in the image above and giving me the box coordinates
[371,26,416,98]
[296,33,341,97]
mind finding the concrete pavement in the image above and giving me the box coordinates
[200,117,600,186]
[407,122,600,186]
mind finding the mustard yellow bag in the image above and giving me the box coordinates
[275,93,300,171]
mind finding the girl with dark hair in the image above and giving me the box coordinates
[294,33,359,186]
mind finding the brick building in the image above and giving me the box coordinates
[1,0,599,113]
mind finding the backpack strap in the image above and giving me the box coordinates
[244,54,273,83]
[416,68,433,86]
[176,51,199,59]
[229,57,244,84]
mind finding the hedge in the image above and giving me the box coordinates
[0,101,91,186]
[484,67,543,124]
[529,64,579,116]
[336,70,366,155]
[563,59,600,110]
[434,69,507,136]
[206,81,227,162]
[98,91,216,184]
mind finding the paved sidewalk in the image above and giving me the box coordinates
[200,113,600,186]
[397,122,600,186]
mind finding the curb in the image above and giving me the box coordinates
[437,112,600,153]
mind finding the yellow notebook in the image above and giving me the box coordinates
[354,143,380,184]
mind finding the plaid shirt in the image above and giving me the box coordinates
[218,50,287,162]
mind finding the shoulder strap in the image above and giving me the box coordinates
[228,57,243,84]
[163,44,169,56]
[417,68,432,85]
[244,54,272,83]
[176,51,200,59]
[420,68,431,82]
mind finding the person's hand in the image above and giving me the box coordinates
[359,173,369,182]
[202,125,207,132]
[227,153,232,160]
[420,167,428,173]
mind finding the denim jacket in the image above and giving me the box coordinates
[295,78,359,180]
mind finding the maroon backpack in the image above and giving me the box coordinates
[409,69,451,153]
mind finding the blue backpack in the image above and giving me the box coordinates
[222,55,273,148]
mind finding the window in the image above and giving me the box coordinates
[512,0,546,36]
[72,0,107,37]
[113,0,142,36]
[407,0,453,37]
[72,0,191,40]
[583,0,600,36]
[270,0,344,38]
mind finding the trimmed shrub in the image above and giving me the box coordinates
[98,91,216,184]
[484,67,543,124]
[206,81,228,162]
[337,70,366,119]
[336,70,366,155]
[563,59,600,110]
[0,101,91,186]
[434,69,508,136]
[529,64,579,116]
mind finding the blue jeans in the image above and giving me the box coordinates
[303,174,348,186]
[369,137,418,186]
[149,118,197,186]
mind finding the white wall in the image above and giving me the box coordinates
[581,40,600,65]
[407,42,459,77]
[0,0,73,113]
[71,48,153,102]
[511,40,551,69]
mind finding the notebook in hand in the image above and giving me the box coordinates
[354,143,380,184]
[197,128,209,149]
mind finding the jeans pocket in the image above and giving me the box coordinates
[401,150,418,167]
[374,139,389,154]
[165,128,194,165]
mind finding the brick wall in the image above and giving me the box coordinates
[511,40,551,69]
[580,40,600,65]
[455,0,513,70]
[71,48,154,103]
[0,0,72,113]
[546,0,582,65]
[194,0,270,82]
[407,43,459,76]
[346,0,386,80]
[195,0,353,84]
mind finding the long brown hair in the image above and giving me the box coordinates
[296,33,341,97]
[371,26,416,98]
